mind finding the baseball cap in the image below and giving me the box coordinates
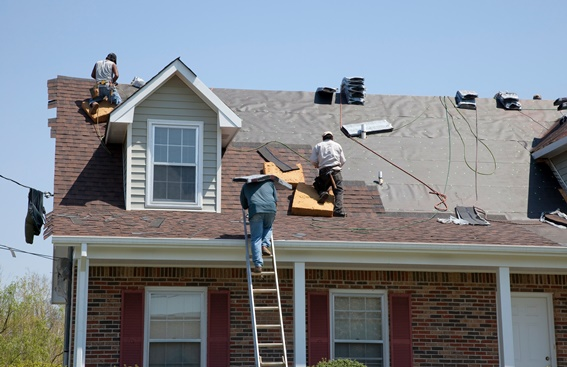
[322,131,333,138]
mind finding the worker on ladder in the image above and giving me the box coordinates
[240,179,277,274]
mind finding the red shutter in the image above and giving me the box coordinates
[308,292,330,366]
[389,293,413,367]
[207,290,230,367]
[120,290,144,367]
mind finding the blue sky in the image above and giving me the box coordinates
[0,1,565,282]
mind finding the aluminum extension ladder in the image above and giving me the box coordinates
[242,209,288,367]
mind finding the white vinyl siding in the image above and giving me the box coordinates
[129,76,219,211]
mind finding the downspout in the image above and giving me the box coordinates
[63,247,74,367]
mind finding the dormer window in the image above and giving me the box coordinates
[146,119,203,209]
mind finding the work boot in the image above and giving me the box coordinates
[90,102,99,115]
[333,211,347,217]
[317,192,329,204]
[262,246,272,256]
[252,266,262,275]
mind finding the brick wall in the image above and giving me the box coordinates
[71,267,567,367]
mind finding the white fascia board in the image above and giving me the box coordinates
[532,136,567,159]
[109,59,241,129]
[51,236,567,272]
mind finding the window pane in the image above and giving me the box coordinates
[169,128,182,146]
[335,343,383,367]
[155,145,168,163]
[182,129,196,147]
[155,127,168,145]
[182,146,196,164]
[153,166,195,202]
[149,342,200,367]
[150,320,167,339]
[169,145,182,164]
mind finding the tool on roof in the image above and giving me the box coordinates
[233,174,290,367]
[455,90,478,110]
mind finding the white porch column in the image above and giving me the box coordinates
[294,262,306,367]
[496,267,515,367]
[73,243,89,367]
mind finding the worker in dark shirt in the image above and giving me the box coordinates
[240,180,278,274]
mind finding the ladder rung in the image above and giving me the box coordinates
[254,288,277,293]
[259,342,284,348]
[255,306,279,311]
[261,362,287,367]
[254,271,275,276]
[257,324,281,329]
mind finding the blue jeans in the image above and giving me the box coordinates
[249,212,275,267]
[89,85,122,105]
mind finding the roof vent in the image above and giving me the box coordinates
[315,87,337,104]
[455,90,478,110]
[553,97,567,111]
[340,77,366,105]
[494,91,522,110]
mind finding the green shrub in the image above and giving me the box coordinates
[312,358,367,367]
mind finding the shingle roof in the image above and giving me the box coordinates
[531,116,567,154]
[46,76,565,247]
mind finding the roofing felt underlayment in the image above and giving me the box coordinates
[214,89,567,220]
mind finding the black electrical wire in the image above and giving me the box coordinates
[0,174,53,198]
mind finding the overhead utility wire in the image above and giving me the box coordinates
[338,95,448,212]
[0,244,61,261]
[0,174,53,198]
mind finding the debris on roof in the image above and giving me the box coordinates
[257,146,299,172]
[540,209,567,229]
[494,91,522,110]
[455,90,478,110]
[340,77,365,105]
[455,206,490,225]
[342,119,393,138]
[437,207,490,225]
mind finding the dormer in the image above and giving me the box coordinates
[105,58,241,212]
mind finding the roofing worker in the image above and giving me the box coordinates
[88,53,122,114]
[310,131,347,217]
[240,180,277,274]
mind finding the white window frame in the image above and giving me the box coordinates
[146,119,204,209]
[143,287,207,367]
[330,289,389,367]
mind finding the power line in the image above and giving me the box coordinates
[0,244,62,261]
[0,174,53,198]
